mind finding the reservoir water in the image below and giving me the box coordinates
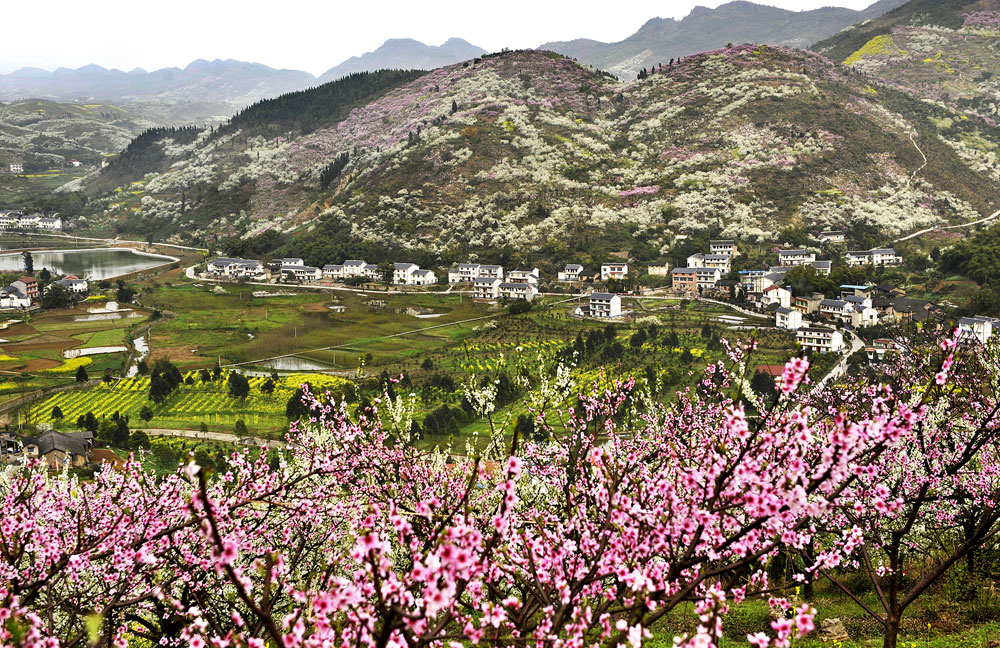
[0,248,175,280]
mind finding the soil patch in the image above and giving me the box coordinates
[149,345,205,365]
[22,358,61,371]
[4,336,78,352]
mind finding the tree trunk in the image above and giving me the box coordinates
[883,614,900,648]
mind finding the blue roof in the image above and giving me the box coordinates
[840,284,869,290]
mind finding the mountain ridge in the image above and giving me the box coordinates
[540,0,909,78]
[70,46,1000,266]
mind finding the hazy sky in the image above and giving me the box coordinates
[1,0,876,75]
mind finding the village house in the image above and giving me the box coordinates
[341,259,369,278]
[762,286,792,309]
[18,213,40,229]
[0,212,18,228]
[709,240,738,257]
[12,277,38,300]
[845,248,902,267]
[322,264,344,279]
[671,267,721,293]
[280,257,304,267]
[775,306,803,330]
[647,263,671,277]
[686,253,705,268]
[472,277,502,300]
[21,430,93,469]
[9,163,23,174]
[410,269,436,285]
[0,286,31,309]
[281,265,322,283]
[819,299,852,321]
[958,315,1000,346]
[448,263,482,283]
[840,284,873,299]
[793,292,825,315]
[392,263,419,284]
[53,276,88,294]
[478,265,504,281]
[777,249,816,266]
[866,338,902,362]
[499,282,537,302]
[739,269,769,294]
[810,260,832,275]
[703,254,732,273]
[588,292,621,319]
[600,263,628,281]
[70,159,81,167]
[796,326,845,353]
[817,231,845,244]
[557,264,585,282]
[209,258,267,280]
[506,268,540,285]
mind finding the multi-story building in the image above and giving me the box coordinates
[671,267,720,293]
[13,276,39,300]
[709,240,738,257]
[499,282,537,301]
[686,253,705,268]
[846,248,902,267]
[281,265,322,282]
[958,315,1000,345]
[762,286,792,309]
[209,257,267,280]
[600,263,628,281]
[341,260,369,278]
[472,277,502,300]
[506,268,540,285]
[796,326,845,353]
[322,264,344,279]
[589,292,621,318]
[703,254,732,273]
[810,260,832,275]
[558,264,585,282]
[775,306,803,330]
[793,292,825,315]
[777,249,816,266]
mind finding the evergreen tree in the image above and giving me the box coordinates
[22,251,33,275]
[75,365,89,383]
[51,405,63,420]
[139,406,154,423]
[228,372,250,400]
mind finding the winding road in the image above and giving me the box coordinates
[895,207,1000,243]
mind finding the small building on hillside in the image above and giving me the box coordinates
[600,263,628,281]
[793,292,825,315]
[558,264,585,282]
[777,249,816,266]
[588,292,621,319]
[647,263,671,277]
[710,240,738,257]
[817,231,845,244]
[762,286,792,309]
[810,260,832,275]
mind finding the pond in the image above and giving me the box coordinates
[0,248,176,280]
[253,356,338,372]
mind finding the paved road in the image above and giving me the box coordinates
[815,330,864,391]
[144,427,286,447]
[894,207,1000,243]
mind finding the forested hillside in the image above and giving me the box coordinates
[73,47,1000,264]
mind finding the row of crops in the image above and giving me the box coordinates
[27,370,351,432]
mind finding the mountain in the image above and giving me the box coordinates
[812,0,998,115]
[0,59,316,107]
[540,0,909,79]
[73,46,1000,265]
[0,99,155,171]
[318,38,487,84]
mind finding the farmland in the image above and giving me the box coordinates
[27,371,350,435]
[0,296,148,404]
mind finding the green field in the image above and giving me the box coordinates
[27,370,351,433]
[0,298,147,399]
